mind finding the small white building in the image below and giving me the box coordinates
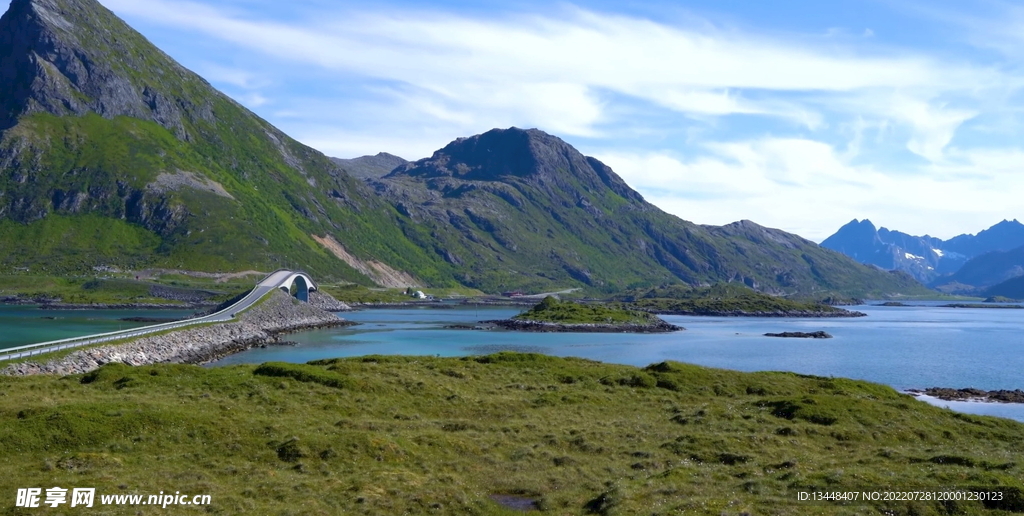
[412,290,427,299]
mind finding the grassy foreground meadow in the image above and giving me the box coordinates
[2,353,1023,515]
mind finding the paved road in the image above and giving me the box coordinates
[0,269,310,363]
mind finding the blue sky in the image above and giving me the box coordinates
[6,0,1024,241]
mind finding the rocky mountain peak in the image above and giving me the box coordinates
[388,127,644,203]
[0,0,213,137]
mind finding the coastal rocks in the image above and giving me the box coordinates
[444,324,486,330]
[484,319,682,334]
[2,291,353,376]
[308,290,352,312]
[911,387,1024,404]
[764,331,833,339]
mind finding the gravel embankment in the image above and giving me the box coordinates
[308,290,352,312]
[2,291,352,376]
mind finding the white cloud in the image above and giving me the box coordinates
[888,96,977,162]
[197,62,265,89]
[102,0,1001,133]
[596,139,1024,241]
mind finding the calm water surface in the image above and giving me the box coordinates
[210,304,1024,421]
[0,305,197,349]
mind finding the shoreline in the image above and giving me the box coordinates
[482,318,682,333]
[1,298,212,310]
[907,387,1024,404]
[646,308,867,318]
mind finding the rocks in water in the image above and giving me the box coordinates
[444,324,485,330]
[2,290,353,376]
[764,331,833,339]
[912,387,1024,404]
[879,302,909,307]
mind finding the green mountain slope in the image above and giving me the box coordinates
[371,128,930,296]
[0,0,452,284]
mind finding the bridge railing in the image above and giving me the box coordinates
[0,270,290,363]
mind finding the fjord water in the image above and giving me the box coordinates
[210,303,1024,421]
[0,305,196,349]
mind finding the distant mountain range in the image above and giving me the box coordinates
[821,219,1024,294]
[0,0,929,298]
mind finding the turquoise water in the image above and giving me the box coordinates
[0,305,197,349]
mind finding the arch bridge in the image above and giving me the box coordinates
[0,269,322,362]
[271,270,317,302]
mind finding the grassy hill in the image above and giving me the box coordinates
[1,354,1022,515]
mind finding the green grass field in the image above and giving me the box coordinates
[1,354,1022,515]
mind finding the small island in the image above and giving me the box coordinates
[485,297,682,333]
[764,331,833,339]
[985,296,1020,303]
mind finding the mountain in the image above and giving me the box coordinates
[982,275,1024,300]
[944,219,1024,257]
[821,219,1024,284]
[0,0,452,286]
[933,245,1024,292]
[331,152,408,180]
[0,0,929,297]
[368,128,928,296]
[820,219,950,282]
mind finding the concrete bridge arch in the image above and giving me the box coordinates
[278,272,317,302]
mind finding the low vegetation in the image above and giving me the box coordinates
[318,284,485,304]
[0,272,251,306]
[1,354,1022,515]
[515,296,659,324]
